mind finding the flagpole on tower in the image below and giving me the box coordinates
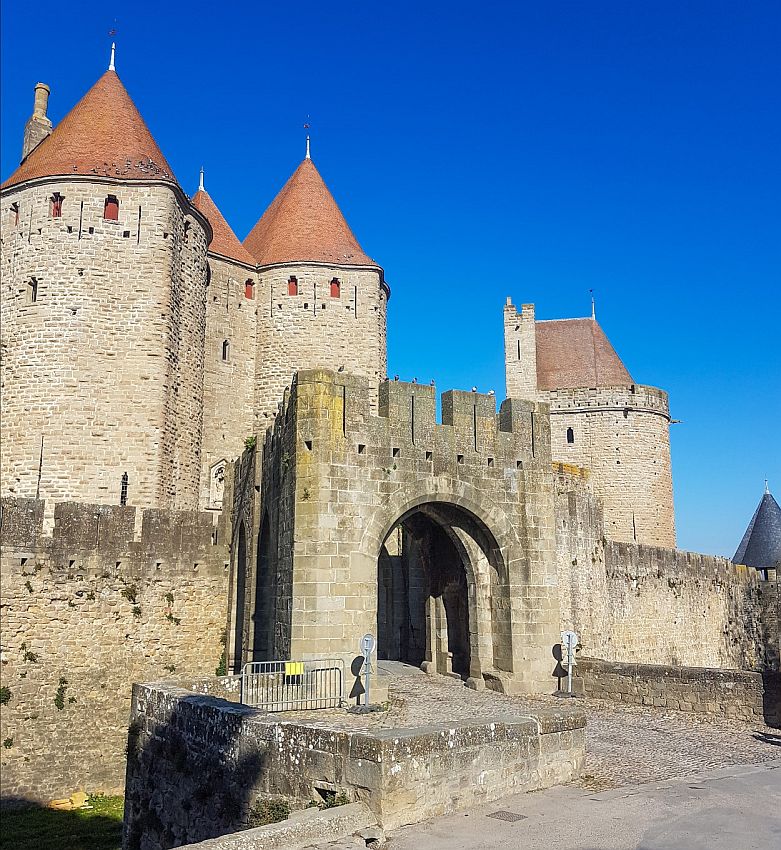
[304,115,311,159]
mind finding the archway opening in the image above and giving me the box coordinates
[378,508,476,678]
[376,502,512,681]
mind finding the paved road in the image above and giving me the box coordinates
[380,760,781,850]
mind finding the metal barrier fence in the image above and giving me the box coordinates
[240,659,345,711]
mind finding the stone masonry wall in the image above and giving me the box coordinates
[0,497,230,803]
[0,178,208,510]
[253,265,387,425]
[200,255,257,510]
[256,369,561,694]
[503,299,675,549]
[554,471,772,671]
[547,385,675,548]
[123,683,585,848]
[578,658,780,728]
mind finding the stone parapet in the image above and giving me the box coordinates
[578,657,780,728]
[122,682,585,847]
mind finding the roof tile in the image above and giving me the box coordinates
[2,71,176,190]
[243,158,378,268]
[192,188,257,267]
[536,318,633,390]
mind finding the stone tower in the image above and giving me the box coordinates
[504,299,675,547]
[192,174,258,510]
[0,63,210,509]
[243,152,388,426]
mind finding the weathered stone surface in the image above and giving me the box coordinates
[122,681,585,847]
[578,657,780,727]
[176,803,377,850]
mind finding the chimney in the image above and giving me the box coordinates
[21,82,53,163]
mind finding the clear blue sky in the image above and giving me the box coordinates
[2,1,779,557]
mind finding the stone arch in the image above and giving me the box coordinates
[371,485,515,681]
[360,480,522,574]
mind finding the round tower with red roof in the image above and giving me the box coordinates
[0,62,211,509]
[243,152,389,424]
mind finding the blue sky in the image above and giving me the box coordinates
[2,1,779,556]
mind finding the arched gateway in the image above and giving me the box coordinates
[236,368,562,695]
[377,502,513,683]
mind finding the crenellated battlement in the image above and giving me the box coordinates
[547,383,670,418]
[0,497,227,576]
[289,368,553,472]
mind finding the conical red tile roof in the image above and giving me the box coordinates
[243,158,378,268]
[192,188,257,267]
[536,318,633,390]
[2,71,176,190]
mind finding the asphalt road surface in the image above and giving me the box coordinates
[381,760,781,850]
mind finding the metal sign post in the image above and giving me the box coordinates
[560,630,579,696]
[360,633,375,706]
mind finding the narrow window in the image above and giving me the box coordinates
[221,339,230,361]
[245,279,255,299]
[11,203,19,226]
[50,193,63,218]
[566,427,575,444]
[184,221,191,241]
[330,277,341,298]
[288,276,298,296]
[104,195,119,221]
[26,278,38,304]
[120,472,129,506]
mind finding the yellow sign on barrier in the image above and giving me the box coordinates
[284,661,304,677]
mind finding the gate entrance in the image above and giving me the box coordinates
[377,503,508,681]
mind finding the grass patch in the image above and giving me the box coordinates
[0,794,123,850]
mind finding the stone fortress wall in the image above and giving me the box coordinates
[503,300,675,548]
[0,178,210,511]
[0,497,231,803]
[553,465,776,672]
[252,264,388,425]
[200,254,257,510]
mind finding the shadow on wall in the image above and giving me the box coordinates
[122,690,268,850]
[762,672,781,728]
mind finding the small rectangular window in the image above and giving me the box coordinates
[288,276,298,296]
[104,195,119,221]
[50,193,63,218]
[11,203,19,226]
[26,278,38,304]
[330,278,341,298]
[245,280,255,299]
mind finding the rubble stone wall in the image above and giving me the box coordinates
[0,497,230,803]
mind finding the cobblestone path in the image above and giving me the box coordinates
[286,668,781,790]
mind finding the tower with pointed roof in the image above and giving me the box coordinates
[0,58,211,509]
[243,155,389,424]
[504,299,675,547]
[192,173,259,509]
[733,483,781,575]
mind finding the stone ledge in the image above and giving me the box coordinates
[177,802,377,849]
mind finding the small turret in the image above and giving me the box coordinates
[21,82,53,161]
